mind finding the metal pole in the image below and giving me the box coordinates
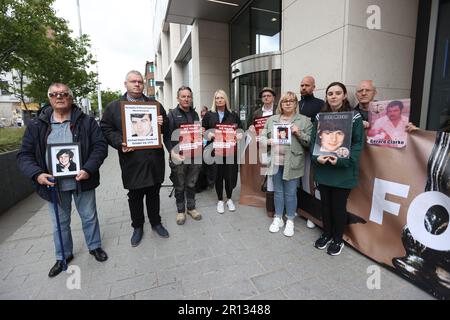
[95,51,102,119]
[76,0,82,37]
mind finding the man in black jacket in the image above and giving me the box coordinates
[17,83,108,278]
[100,70,170,247]
[299,76,324,229]
[167,86,202,225]
[299,76,324,120]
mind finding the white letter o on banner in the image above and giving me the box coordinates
[407,191,450,251]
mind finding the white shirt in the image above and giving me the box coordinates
[371,115,409,142]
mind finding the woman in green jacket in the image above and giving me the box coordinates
[311,82,364,256]
[261,91,312,237]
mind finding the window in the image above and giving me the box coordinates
[231,0,281,62]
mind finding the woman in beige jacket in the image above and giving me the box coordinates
[261,91,313,237]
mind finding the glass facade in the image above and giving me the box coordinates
[428,0,450,131]
[232,69,281,129]
[230,0,281,63]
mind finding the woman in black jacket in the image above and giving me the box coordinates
[202,89,243,214]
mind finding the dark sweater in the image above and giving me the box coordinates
[299,94,325,120]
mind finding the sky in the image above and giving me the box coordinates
[52,0,155,92]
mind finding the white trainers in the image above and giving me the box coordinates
[269,216,284,233]
[217,201,225,214]
[226,199,236,211]
[306,219,316,229]
[284,220,294,237]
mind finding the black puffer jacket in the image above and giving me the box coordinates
[100,94,170,190]
[17,105,108,201]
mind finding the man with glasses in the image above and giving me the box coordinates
[17,83,109,278]
[248,87,277,132]
[355,80,377,129]
[101,70,171,247]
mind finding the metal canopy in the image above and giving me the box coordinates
[166,0,249,25]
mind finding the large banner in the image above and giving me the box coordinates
[240,130,450,299]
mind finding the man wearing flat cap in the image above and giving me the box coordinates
[248,87,277,133]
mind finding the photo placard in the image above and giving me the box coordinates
[47,142,81,177]
[313,112,353,158]
[178,123,203,158]
[254,116,270,142]
[213,124,237,157]
[367,99,411,148]
[272,123,292,145]
[121,101,162,149]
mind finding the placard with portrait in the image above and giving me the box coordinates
[121,101,162,149]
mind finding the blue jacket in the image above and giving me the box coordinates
[17,105,108,201]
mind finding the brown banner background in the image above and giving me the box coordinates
[239,130,449,299]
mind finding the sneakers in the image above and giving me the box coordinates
[217,201,225,214]
[187,209,202,221]
[269,216,284,233]
[283,220,294,237]
[176,212,186,225]
[327,240,344,256]
[314,234,332,250]
[306,219,316,229]
[226,199,236,211]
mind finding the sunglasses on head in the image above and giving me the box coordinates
[48,92,70,98]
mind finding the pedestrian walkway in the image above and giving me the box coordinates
[0,149,433,300]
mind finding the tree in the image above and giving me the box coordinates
[89,89,122,116]
[0,0,97,108]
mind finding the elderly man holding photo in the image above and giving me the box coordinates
[17,83,109,277]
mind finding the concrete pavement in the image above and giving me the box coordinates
[0,148,433,300]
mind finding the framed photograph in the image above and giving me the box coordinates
[273,123,292,145]
[313,112,353,158]
[367,99,411,148]
[121,101,162,150]
[47,143,81,178]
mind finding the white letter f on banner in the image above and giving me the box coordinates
[370,178,410,225]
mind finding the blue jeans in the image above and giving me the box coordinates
[48,189,102,260]
[272,166,299,220]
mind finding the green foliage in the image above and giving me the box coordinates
[0,127,25,153]
[0,0,97,105]
[89,89,122,116]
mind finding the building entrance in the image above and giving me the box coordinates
[231,52,281,130]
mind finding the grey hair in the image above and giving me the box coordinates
[47,83,74,98]
[125,70,144,81]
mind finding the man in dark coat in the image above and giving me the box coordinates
[299,76,325,120]
[100,70,170,247]
[167,86,203,225]
[299,76,325,229]
[17,83,108,278]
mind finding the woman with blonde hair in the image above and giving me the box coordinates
[202,89,243,213]
[261,91,312,237]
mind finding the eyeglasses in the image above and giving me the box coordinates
[48,92,70,98]
[357,89,374,94]
[281,99,296,104]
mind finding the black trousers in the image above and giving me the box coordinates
[127,184,161,229]
[318,184,351,242]
[215,163,237,201]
